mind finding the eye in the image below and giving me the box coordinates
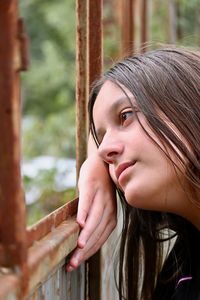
[120,109,133,125]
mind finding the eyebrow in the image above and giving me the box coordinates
[94,96,135,142]
[107,96,135,114]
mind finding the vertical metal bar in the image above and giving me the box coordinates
[120,0,135,57]
[87,1,103,300]
[176,0,182,41]
[75,1,88,299]
[0,0,27,270]
[141,0,148,52]
[197,4,200,47]
[168,0,177,44]
[76,0,88,177]
[88,0,103,88]
[0,1,28,298]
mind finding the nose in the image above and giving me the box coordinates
[98,132,124,164]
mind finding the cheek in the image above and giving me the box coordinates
[108,165,118,185]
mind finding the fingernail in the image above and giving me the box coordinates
[71,258,79,267]
[66,265,74,272]
[77,217,85,226]
[78,240,85,248]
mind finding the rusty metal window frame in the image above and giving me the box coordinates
[0,1,82,298]
[0,0,149,299]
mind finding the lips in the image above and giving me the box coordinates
[115,162,135,182]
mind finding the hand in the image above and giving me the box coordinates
[66,154,117,272]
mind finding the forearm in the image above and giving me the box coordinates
[66,132,117,272]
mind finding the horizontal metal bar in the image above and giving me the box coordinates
[27,198,78,248]
[0,216,79,300]
[28,217,79,295]
[0,198,78,266]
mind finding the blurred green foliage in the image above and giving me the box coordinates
[20,0,76,159]
[151,0,200,46]
[19,0,77,224]
[27,188,76,226]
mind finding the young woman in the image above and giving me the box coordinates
[66,47,200,300]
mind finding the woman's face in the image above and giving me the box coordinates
[93,80,189,215]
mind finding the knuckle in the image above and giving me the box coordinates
[108,208,117,217]
[83,227,91,237]
[95,231,102,241]
[92,243,100,253]
[111,220,117,229]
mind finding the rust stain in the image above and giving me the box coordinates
[119,0,135,57]
[17,18,29,71]
[141,0,148,52]
[88,0,103,89]
[27,218,79,295]
[0,0,28,285]
[76,0,88,176]
[87,2,103,300]
[0,216,79,299]
[27,198,78,247]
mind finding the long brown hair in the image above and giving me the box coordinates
[88,47,200,300]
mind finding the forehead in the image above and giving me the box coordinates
[93,80,133,118]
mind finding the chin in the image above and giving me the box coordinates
[124,186,153,210]
[125,191,164,211]
[124,190,143,208]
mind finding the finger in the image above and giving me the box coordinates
[79,204,116,258]
[68,204,116,268]
[65,247,81,272]
[80,219,116,261]
[76,186,97,227]
[66,218,116,271]
[77,194,105,248]
[78,187,117,247]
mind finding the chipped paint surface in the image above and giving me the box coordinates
[88,0,102,88]
[119,0,135,57]
[75,0,88,176]
[27,217,80,295]
[0,215,81,300]
[27,199,78,247]
[86,1,103,300]
[27,262,85,300]
[0,0,27,275]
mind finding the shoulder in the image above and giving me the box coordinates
[174,228,200,300]
[174,274,200,300]
[153,267,200,300]
[153,223,200,300]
